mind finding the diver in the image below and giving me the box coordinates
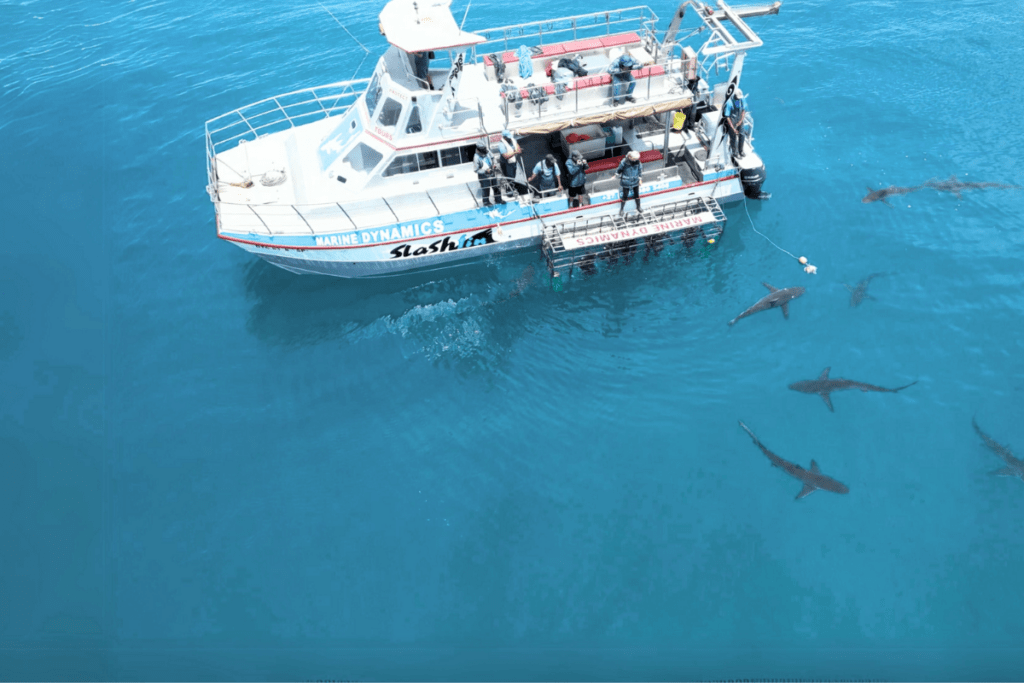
[528,154,562,198]
[616,150,643,216]
[564,150,589,208]
[473,139,503,207]
[498,130,527,198]
[723,88,747,159]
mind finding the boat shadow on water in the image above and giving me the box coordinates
[241,224,745,361]
[241,254,547,365]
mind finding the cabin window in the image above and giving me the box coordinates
[440,144,476,167]
[382,151,440,177]
[377,97,403,128]
[405,104,422,134]
[364,74,382,116]
[341,142,383,173]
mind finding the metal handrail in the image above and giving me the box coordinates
[471,6,659,57]
[205,78,371,155]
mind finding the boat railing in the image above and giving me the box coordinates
[217,163,690,238]
[500,51,690,127]
[205,79,371,202]
[471,6,660,58]
[215,181,495,237]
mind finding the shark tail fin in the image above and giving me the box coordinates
[762,282,778,293]
[893,380,918,393]
[796,483,816,499]
[990,466,1018,477]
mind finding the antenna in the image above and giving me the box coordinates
[460,1,472,30]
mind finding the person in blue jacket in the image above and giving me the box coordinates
[609,52,640,106]
[528,154,562,197]
[616,150,643,216]
[565,150,589,208]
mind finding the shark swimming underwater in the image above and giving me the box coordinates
[925,175,1021,199]
[738,421,849,499]
[728,283,805,326]
[789,367,917,412]
[844,273,885,307]
[862,184,921,206]
[972,417,1024,482]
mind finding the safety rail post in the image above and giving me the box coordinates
[335,203,357,230]
[246,205,272,235]
[292,206,315,234]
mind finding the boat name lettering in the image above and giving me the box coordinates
[313,220,446,247]
[562,215,711,250]
[373,126,394,141]
[389,228,495,259]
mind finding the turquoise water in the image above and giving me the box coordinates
[2,0,1023,679]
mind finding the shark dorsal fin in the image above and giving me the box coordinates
[762,282,779,293]
[819,367,831,379]
[796,483,816,499]
[810,460,821,473]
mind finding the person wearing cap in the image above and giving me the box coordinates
[473,139,503,207]
[723,89,747,158]
[528,154,562,197]
[498,130,526,198]
[616,150,643,216]
[609,52,640,106]
[565,150,589,208]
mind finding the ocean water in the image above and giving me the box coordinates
[2,0,1023,679]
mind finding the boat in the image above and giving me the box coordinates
[204,0,781,278]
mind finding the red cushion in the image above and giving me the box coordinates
[631,65,666,78]
[539,44,567,57]
[562,38,604,53]
[600,32,641,48]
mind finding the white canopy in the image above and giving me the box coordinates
[378,0,485,53]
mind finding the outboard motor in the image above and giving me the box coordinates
[737,151,769,199]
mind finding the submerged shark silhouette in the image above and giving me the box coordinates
[844,273,885,307]
[728,283,804,326]
[925,175,1021,199]
[862,184,921,206]
[789,367,917,412]
[972,417,1024,482]
[738,421,849,499]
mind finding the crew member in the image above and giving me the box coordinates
[413,51,434,89]
[473,139,503,207]
[723,88,747,158]
[528,154,562,197]
[565,150,589,208]
[609,52,640,106]
[498,129,526,198]
[616,150,643,216]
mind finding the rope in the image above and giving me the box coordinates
[742,193,817,274]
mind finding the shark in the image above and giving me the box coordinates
[728,283,805,326]
[738,421,849,499]
[844,273,885,307]
[972,417,1024,482]
[925,175,1021,200]
[505,264,535,300]
[789,367,917,412]
[862,184,922,206]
